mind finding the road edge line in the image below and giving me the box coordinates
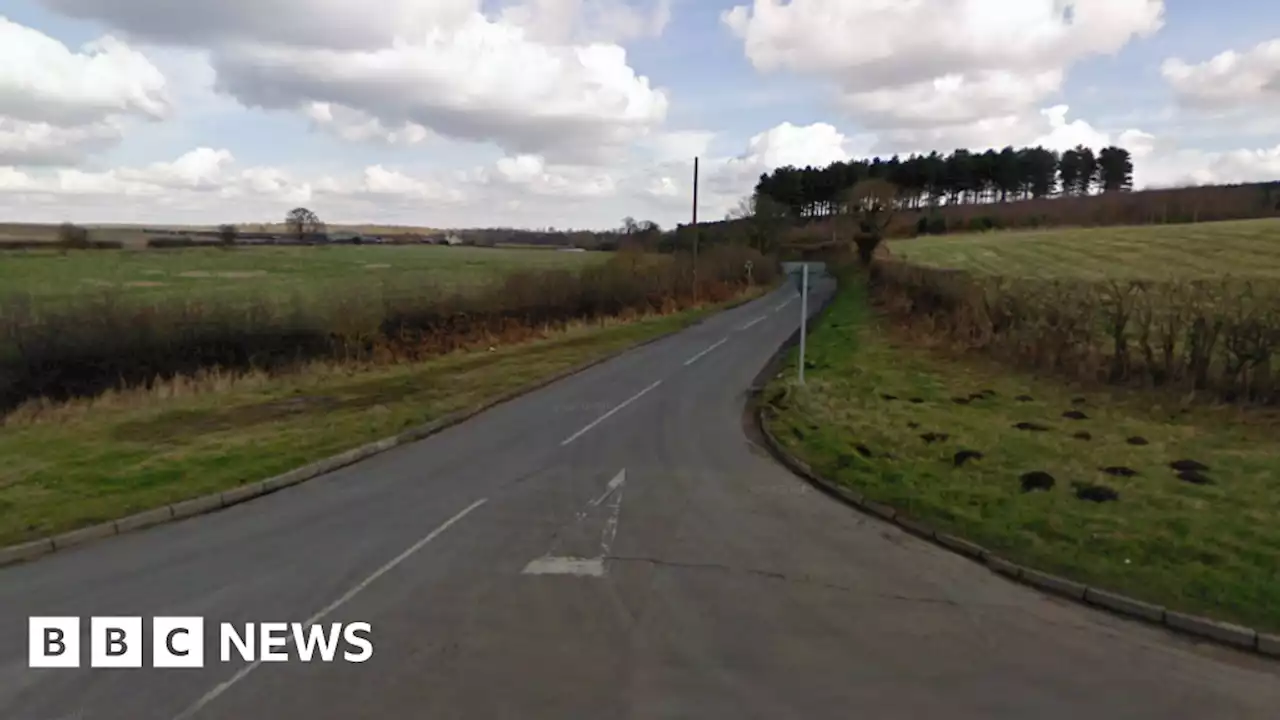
[0,287,777,569]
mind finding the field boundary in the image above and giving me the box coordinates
[0,288,770,568]
[748,290,1279,661]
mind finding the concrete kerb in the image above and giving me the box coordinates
[756,403,1277,660]
[0,287,774,570]
[748,281,1277,661]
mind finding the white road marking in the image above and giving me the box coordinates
[684,337,729,366]
[599,486,623,557]
[524,470,626,577]
[171,497,488,720]
[774,295,798,312]
[589,468,628,508]
[739,315,768,331]
[561,381,662,446]
[522,557,605,577]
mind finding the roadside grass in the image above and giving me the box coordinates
[0,292,757,547]
[890,218,1280,279]
[0,244,605,306]
[764,282,1280,632]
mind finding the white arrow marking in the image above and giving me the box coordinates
[524,469,626,577]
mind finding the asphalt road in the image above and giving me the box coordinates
[2,278,1278,720]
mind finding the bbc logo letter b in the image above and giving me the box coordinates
[29,617,80,668]
[91,617,143,668]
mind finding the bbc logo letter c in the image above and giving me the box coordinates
[153,617,204,668]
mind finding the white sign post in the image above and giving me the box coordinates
[798,264,808,385]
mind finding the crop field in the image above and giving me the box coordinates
[0,244,605,305]
[891,218,1280,279]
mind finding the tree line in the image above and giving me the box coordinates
[753,145,1136,221]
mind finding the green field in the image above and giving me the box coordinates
[0,244,603,305]
[891,218,1280,279]
[764,281,1280,632]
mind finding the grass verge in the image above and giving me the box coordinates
[0,290,762,546]
[763,280,1280,632]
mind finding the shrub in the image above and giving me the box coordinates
[870,261,1280,405]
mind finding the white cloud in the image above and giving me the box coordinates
[868,104,1150,158]
[723,0,1164,127]
[641,121,863,217]
[0,17,169,125]
[1162,38,1280,109]
[38,0,669,163]
[0,122,855,227]
[643,130,715,163]
[304,102,434,146]
[1136,143,1280,189]
[0,17,169,165]
[0,118,122,165]
[489,154,618,198]
[499,0,672,44]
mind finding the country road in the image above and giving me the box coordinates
[2,277,1278,720]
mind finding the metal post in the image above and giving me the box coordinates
[798,264,808,385]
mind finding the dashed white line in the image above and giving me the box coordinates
[171,497,488,720]
[684,337,729,366]
[739,315,768,331]
[561,380,662,446]
[774,295,798,312]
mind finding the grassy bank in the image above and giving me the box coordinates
[0,292,761,546]
[890,218,1280,280]
[763,280,1280,632]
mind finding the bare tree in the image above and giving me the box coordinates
[56,222,90,248]
[217,223,238,246]
[285,207,324,241]
[840,179,900,265]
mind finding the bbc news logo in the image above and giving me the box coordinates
[29,617,373,668]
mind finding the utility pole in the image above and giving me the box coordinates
[691,156,699,299]
[798,264,808,385]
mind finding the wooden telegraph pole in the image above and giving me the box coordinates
[691,156,699,299]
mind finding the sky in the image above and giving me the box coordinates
[1,0,1278,230]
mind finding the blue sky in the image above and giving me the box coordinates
[0,0,1277,229]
